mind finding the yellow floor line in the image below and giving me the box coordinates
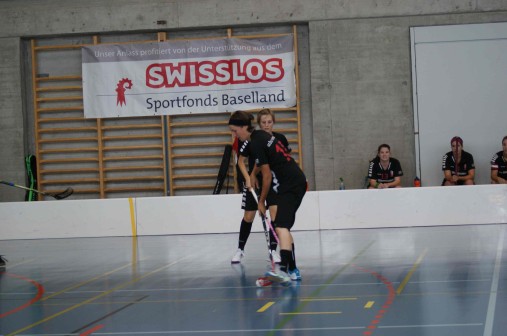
[40,263,132,302]
[396,248,428,295]
[268,240,375,336]
[257,302,275,312]
[364,301,375,308]
[7,257,187,336]
[131,236,138,276]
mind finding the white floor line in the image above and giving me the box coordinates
[379,323,483,329]
[19,323,484,335]
[483,227,505,336]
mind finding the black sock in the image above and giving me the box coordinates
[269,231,278,251]
[238,219,252,250]
[290,243,297,269]
[280,249,292,273]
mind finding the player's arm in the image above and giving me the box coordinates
[237,154,251,188]
[442,155,456,182]
[490,160,506,183]
[387,176,401,188]
[458,168,475,182]
[491,169,501,183]
[258,164,272,215]
[369,178,379,188]
[249,164,261,189]
[443,169,453,183]
[367,161,378,188]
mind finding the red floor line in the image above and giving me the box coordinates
[0,272,45,318]
[353,265,396,336]
[80,324,105,336]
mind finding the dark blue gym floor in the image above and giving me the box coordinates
[1,223,506,335]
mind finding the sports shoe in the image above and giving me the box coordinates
[270,250,281,264]
[288,268,302,281]
[231,249,244,264]
[0,255,7,268]
[265,270,291,286]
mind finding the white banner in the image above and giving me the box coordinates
[82,36,296,118]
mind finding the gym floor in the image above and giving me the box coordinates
[0,223,506,336]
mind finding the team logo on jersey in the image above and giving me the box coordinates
[272,171,280,193]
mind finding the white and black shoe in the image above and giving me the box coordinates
[231,249,244,264]
[265,270,291,286]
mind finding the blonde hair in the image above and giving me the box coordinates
[256,108,275,125]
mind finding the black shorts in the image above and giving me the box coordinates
[441,178,466,186]
[271,182,306,230]
[241,186,257,211]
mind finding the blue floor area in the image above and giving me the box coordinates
[0,224,506,335]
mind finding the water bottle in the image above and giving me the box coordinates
[414,176,421,187]
[339,177,345,190]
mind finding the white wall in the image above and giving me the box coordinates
[1,185,506,240]
[411,22,507,186]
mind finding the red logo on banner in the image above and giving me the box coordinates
[116,78,133,106]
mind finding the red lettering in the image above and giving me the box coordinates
[275,142,291,162]
[145,58,284,88]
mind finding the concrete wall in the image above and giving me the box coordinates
[1,185,506,240]
[310,12,507,190]
[1,0,507,201]
[0,38,26,202]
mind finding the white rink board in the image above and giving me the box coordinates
[135,194,243,235]
[1,186,506,240]
[0,198,133,240]
[319,185,507,229]
[135,192,320,235]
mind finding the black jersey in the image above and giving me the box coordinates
[233,137,245,185]
[238,138,255,173]
[442,150,475,176]
[491,151,507,179]
[368,157,403,183]
[273,131,291,153]
[239,131,291,174]
[249,130,305,194]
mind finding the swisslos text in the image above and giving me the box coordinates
[146,58,284,88]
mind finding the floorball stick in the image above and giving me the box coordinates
[0,180,74,200]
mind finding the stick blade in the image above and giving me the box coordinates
[256,277,273,287]
[52,187,74,200]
